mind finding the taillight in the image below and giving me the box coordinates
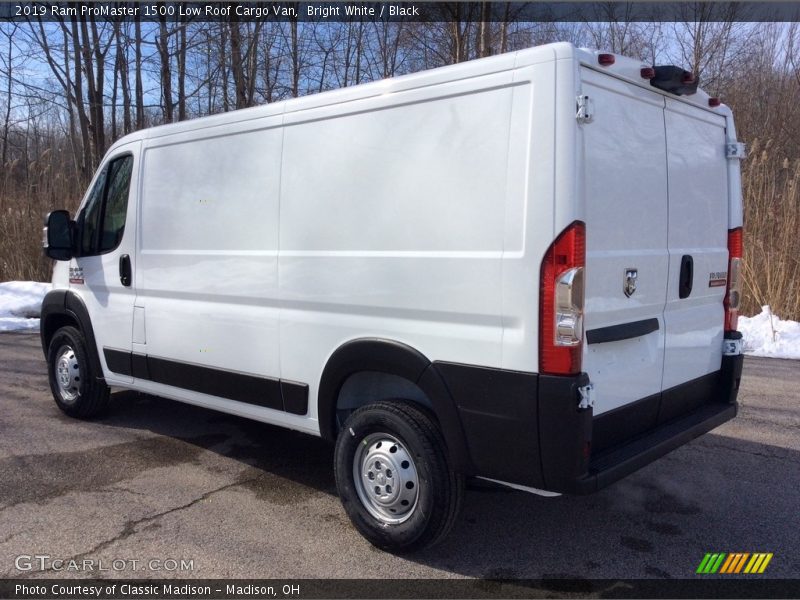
[724,228,743,332]
[540,221,586,375]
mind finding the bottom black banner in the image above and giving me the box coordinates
[2,579,800,599]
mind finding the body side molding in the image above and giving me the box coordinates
[102,348,308,415]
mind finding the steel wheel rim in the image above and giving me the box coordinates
[353,433,420,524]
[55,345,81,404]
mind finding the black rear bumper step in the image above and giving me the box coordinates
[567,400,737,494]
[423,352,743,494]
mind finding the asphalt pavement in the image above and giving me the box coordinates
[1,332,798,581]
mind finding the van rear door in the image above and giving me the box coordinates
[660,99,728,419]
[579,68,669,434]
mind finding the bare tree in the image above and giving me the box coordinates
[671,3,751,91]
[134,19,144,128]
[1,23,19,166]
[156,12,173,122]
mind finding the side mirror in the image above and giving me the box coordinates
[43,210,74,261]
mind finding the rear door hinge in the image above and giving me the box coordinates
[726,142,747,160]
[578,383,595,410]
[723,336,743,356]
[576,95,594,124]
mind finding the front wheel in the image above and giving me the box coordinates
[47,326,109,418]
[334,400,463,552]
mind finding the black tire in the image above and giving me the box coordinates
[47,326,109,418]
[334,400,464,552]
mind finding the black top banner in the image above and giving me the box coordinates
[2,1,800,22]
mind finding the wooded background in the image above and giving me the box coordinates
[1,6,798,319]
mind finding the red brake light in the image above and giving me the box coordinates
[540,222,586,376]
[724,228,743,332]
[598,54,615,66]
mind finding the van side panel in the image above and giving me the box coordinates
[136,118,283,408]
[278,72,529,423]
[499,59,560,373]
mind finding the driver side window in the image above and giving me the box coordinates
[78,155,133,256]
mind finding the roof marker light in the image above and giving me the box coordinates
[640,67,655,79]
[708,97,721,107]
[598,54,615,66]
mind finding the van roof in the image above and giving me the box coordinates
[574,47,719,111]
[107,42,723,153]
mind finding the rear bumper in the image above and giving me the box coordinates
[564,394,737,494]
[434,349,743,494]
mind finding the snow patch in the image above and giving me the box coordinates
[0,281,52,332]
[738,307,800,360]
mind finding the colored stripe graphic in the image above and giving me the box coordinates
[698,552,772,574]
[720,554,737,574]
[759,554,774,573]
[720,553,751,573]
[696,553,713,574]
[745,553,774,574]
[710,553,726,573]
[697,553,727,574]
[733,553,750,573]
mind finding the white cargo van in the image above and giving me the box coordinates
[41,42,745,552]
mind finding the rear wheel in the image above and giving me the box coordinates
[334,400,463,552]
[47,326,109,418]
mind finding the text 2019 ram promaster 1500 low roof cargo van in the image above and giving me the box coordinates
[41,42,745,552]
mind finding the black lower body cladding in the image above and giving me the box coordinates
[433,352,742,494]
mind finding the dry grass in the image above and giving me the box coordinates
[0,149,83,283]
[740,140,800,321]
[0,206,52,282]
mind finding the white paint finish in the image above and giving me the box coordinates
[500,61,558,372]
[661,99,728,390]
[136,255,280,377]
[579,69,669,414]
[132,306,145,344]
[140,122,282,252]
[69,141,141,383]
[276,73,529,393]
[136,121,283,379]
[279,75,516,253]
[720,106,745,230]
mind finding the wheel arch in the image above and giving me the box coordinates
[40,289,104,376]
[318,338,474,474]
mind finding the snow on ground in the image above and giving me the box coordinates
[0,281,52,332]
[738,306,800,360]
[0,282,798,360]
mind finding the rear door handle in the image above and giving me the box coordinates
[679,254,693,299]
[119,254,132,287]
